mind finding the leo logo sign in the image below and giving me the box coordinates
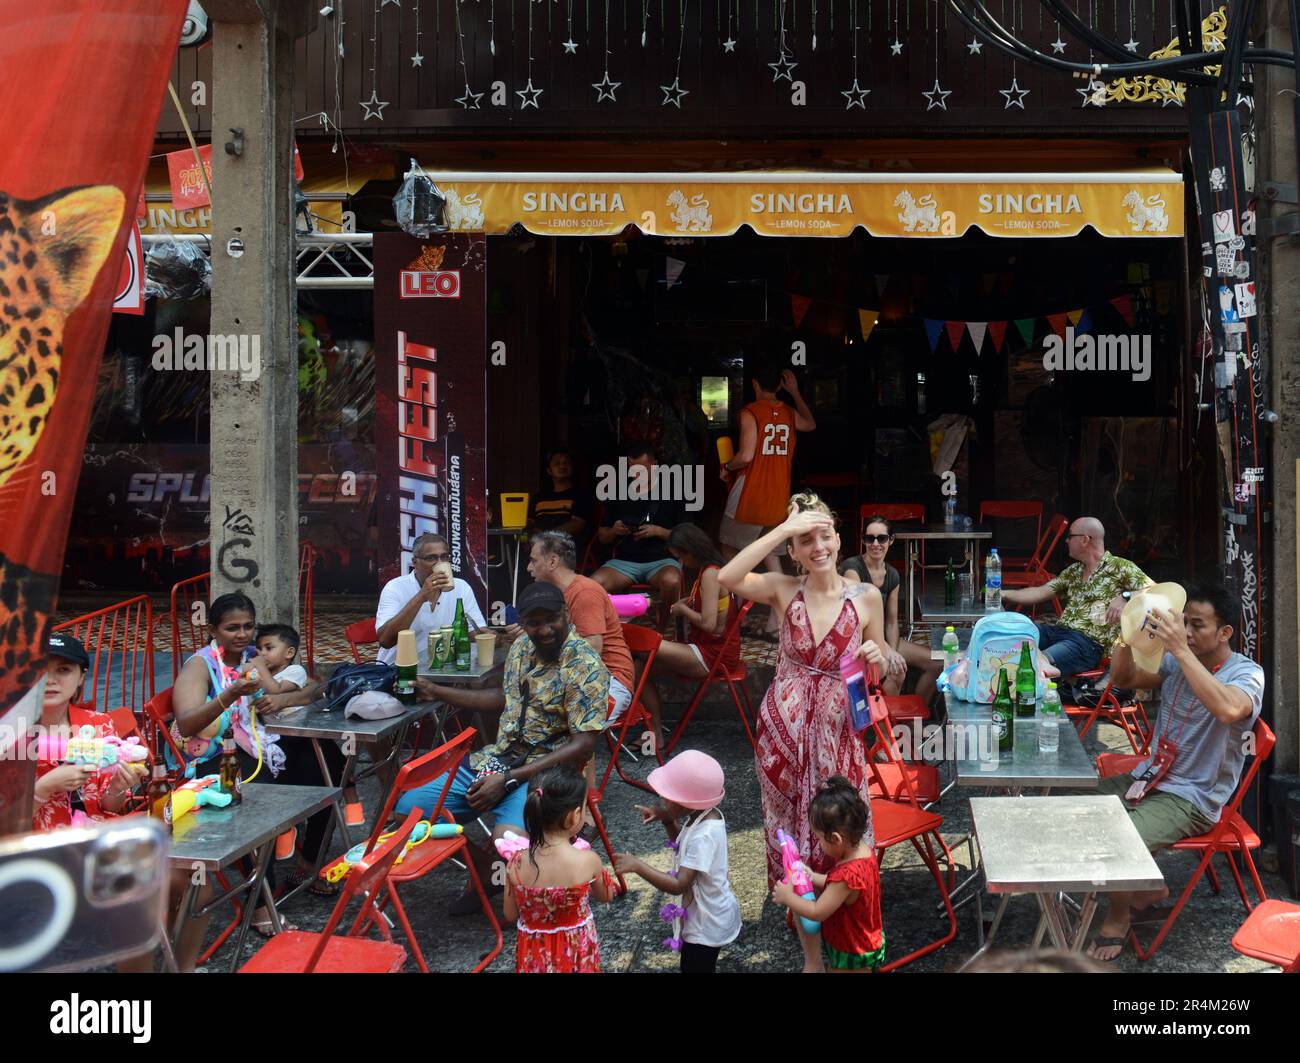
[400,270,461,299]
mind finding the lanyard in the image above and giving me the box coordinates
[1162,657,1227,750]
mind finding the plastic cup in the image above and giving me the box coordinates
[475,632,496,668]
[433,561,454,587]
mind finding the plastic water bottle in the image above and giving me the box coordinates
[944,495,956,527]
[1039,682,1061,754]
[941,625,960,670]
[984,548,1002,612]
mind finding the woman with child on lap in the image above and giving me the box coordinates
[719,491,888,973]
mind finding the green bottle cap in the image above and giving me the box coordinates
[1048,681,1057,689]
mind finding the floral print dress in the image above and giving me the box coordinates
[509,854,602,973]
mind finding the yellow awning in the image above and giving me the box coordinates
[429,169,1184,239]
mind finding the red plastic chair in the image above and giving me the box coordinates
[664,600,756,756]
[1063,675,1152,755]
[345,618,379,663]
[1130,718,1275,962]
[169,573,210,681]
[1231,900,1300,973]
[54,595,155,716]
[597,624,665,798]
[859,503,925,543]
[979,500,1043,569]
[884,694,932,724]
[238,810,419,973]
[862,711,958,970]
[357,729,503,973]
[1002,513,1069,577]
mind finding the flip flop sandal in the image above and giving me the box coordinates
[1085,934,1129,962]
[252,917,299,938]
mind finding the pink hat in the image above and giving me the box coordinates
[647,750,725,810]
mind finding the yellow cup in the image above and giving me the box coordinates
[474,632,497,668]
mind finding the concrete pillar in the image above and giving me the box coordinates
[206,1,298,624]
[1261,4,1299,774]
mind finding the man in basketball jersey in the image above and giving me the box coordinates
[719,360,815,634]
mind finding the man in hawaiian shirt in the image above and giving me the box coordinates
[1002,516,1153,677]
[407,580,610,914]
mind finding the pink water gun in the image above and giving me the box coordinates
[610,593,651,620]
[494,830,591,860]
[38,726,149,773]
[776,829,821,935]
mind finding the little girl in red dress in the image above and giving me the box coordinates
[771,776,885,972]
[503,765,616,973]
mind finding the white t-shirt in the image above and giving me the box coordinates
[272,664,308,690]
[375,572,487,669]
[677,813,742,947]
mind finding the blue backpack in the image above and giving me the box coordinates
[956,612,1045,703]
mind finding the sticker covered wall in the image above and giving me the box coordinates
[374,234,488,610]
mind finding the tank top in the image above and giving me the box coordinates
[687,565,739,669]
[734,400,797,526]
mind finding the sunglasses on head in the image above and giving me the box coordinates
[862,533,892,545]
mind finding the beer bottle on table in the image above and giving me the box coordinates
[453,599,471,671]
[219,735,242,804]
[394,629,418,704]
[1015,641,1038,718]
[148,763,173,834]
[992,666,1014,754]
[944,559,956,607]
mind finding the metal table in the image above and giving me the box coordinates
[487,525,528,602]
[963,795,1163,965]
[945,695,1098,793]
[167,782,337,972]
[893,524,991,635]
[918,590,989,626]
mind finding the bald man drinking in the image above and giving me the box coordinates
[1002,517,1153,678]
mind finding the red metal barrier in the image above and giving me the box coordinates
[53,596,155,717]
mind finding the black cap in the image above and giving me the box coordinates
[47,633,90,670]
[515,581,566,617]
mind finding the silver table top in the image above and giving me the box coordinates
[919,591,989,622]
[264,698,440,742]
[421,654,499,684]
[168,783,338,870]
[893,524,993,541]
[945,695,1097,788]
[970,795,1164,894]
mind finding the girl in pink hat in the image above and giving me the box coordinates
[614,750,741,973]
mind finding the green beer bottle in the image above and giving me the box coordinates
[1015,641,1037,718]
[452,599,471,671]
[944,558,956,607]
[992,666,1014,753]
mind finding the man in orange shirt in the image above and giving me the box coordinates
[527,530,634,723]
[720,359,816,633]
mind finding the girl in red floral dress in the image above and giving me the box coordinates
[503,766,615,973]
[718,491,888,973]
[772,776,885,973]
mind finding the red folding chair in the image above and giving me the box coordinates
[354,729,502,973]
[344,618,379,663]
[1129,719,1275,962]
[866,713,942,805]
[238,810,419,973]
[978,500,1043,570]
[169,573,211,681]
[1002,513,1068,577]
[664,600,756,756]
[1063,675,1152,754]
[1231,900,1300,973]
[298,539,317,677]
[862,710,958,970]
[596,624,665,797]
[54,595,155,716]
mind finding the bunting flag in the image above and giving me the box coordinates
[967,321,988,353]
[1014,317,1037,347]
[1066,308,1084,326]
[791,293,812,327]
[858,309,879,341]
[944,320,965,351]
[1111,294,1136,327]
[988,320,1008,353]
[665,256,685,289]
[1046,312,1069,338]
[1077,308,1093,335]
[923,319,945,352]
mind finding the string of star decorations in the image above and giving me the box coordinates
[410,0,423,65]
[517,0,543,108]
[997,0,1029,109]
[592,0,621,101]
[769,0,797,81]
[454,0,484,107]
[841,0,869,109]
[563,0,578,53]
[923,2,951,110]
[722,0,736,53]
[360,0,390,119]
[661,0,688,106]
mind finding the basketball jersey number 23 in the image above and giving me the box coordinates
[735,401,797,526]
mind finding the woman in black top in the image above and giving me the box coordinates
[840,516,942,701]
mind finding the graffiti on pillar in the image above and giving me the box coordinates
[217,504,259,586]
[1239,547,1257,659]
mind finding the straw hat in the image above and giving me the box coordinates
[1120,582,1188,673]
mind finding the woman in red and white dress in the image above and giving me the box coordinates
[719,492,888,973]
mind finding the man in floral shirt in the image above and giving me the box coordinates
[1002,516,1152,676]
[409,581,610,914]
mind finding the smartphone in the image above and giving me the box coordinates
[0,818,168,972]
